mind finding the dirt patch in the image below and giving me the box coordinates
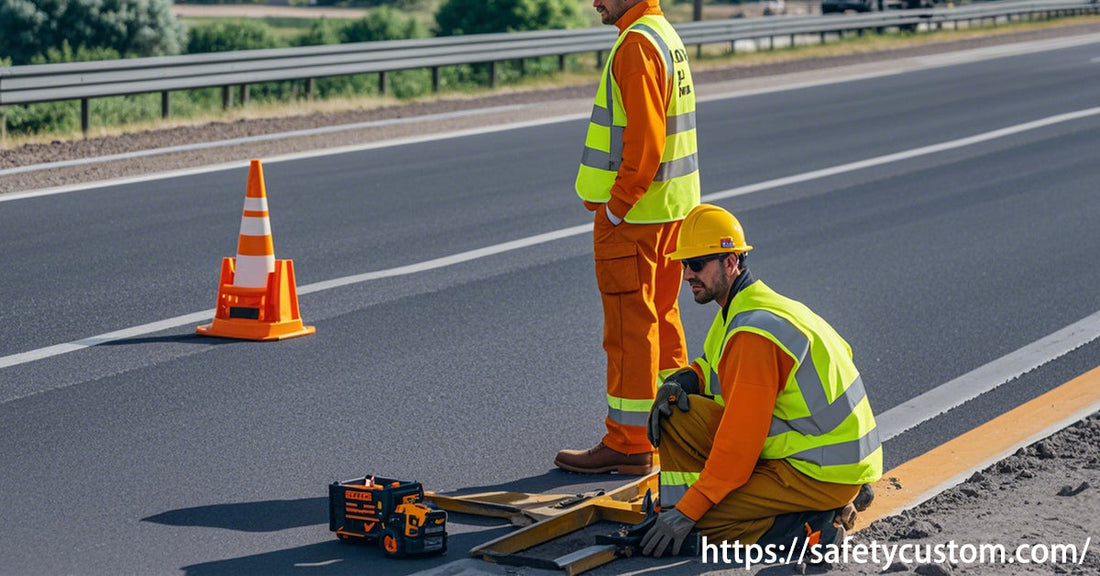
[832,414,1100,575]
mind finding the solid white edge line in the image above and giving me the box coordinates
[0,113,591,203]
[0,105,530,178]
[877,310,1100,441]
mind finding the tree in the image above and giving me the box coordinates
[0,0,184,66]
[435,0,586,36]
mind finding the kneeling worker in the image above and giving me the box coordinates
[640,204,882,558]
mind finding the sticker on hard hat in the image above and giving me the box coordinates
[720,237,734,248]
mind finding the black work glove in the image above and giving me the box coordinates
[647,368,700,447]
[647,383,690,448]
[640,509,696,557]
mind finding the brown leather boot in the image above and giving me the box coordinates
[554,442,654,475]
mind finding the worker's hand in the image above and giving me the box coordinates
[647,381,690,448]
[604,203,622,226]
[640,509,695,557]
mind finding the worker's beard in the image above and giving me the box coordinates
[596,1,629,25]
[689,275,731,305]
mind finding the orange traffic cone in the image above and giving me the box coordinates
[196,159,315,341]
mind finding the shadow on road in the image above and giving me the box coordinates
[143,497,327,532]
[179,530,514,576]
[99,333,236,346]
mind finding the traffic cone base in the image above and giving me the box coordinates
[196,257,316,341]
[196,159,314,341]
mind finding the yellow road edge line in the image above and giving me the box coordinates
[854,364,1100,531]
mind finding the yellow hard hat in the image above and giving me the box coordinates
[667,204,753,260]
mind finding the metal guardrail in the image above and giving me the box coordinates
[0,0,1095,133]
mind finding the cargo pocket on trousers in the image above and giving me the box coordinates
[594,242,640,295]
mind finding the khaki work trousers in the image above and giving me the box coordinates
[661,396,861,544]
[593,209,687,455]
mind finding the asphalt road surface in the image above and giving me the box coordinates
[1,34,1099,575]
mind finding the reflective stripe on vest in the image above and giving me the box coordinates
[698,281,882,485]
[575,15,700,224]
[658,470,699,508]
[607,393,652,427]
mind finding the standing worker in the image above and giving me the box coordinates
[555,0,701,475]
[639,204,882,557]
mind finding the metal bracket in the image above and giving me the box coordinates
[425,473,658,575]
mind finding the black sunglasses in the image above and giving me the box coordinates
[681,254,727,273]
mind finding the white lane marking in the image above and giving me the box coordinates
[298,224,592,295]
[293,560,343,567]
[0,114,589,204]
[877,310,1100,441]
[0,106,528,178]
[0,224,591,372]
[0,311,214,370]
[2,107,1098,374]
[704,106,1100,202]
[5,33,1099,203]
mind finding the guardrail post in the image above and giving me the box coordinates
[1,107,6,145]
[240,85,250,107]
[222,86,232,110]
[489,61,497,88]
[306,78,315,101]
[161,92,170,119]
[558,54,566,72]
[81,98,90,135]
[596,50,603,69]
[432,67,441,92]
[379,71,388,95]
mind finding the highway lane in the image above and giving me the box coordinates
[1,37,1099,574]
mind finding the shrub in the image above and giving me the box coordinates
[186,20,282,53]
[435,0,587,36]
[340,7,427,43]
[293,19,341,47]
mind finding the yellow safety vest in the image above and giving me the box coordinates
[696,281,883,485]
[575,15,700,224]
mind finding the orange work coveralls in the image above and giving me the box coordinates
[588,0,690,455]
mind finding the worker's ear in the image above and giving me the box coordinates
[723,253,740,275]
